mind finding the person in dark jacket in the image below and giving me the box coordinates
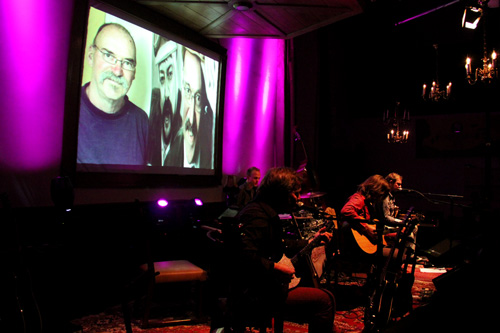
[229,167,335,332]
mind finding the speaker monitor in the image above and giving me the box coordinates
[423,238,462,264]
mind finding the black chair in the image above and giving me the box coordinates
[121,200,208,331]
[203,216,284,333]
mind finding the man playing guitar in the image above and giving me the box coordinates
[228,167,335,333]
[340,174,391,257]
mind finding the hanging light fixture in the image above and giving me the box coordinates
[422,44,452,102]
[383,102,410,143]
[464,0,498,84]
[462,5,482,29]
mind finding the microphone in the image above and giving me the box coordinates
[399,188,415,193]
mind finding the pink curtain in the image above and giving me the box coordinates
[220,38,285,179]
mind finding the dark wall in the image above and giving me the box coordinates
[292,3,500,243]
[0,199,226,330]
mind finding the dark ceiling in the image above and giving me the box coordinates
[133,0,364,39]
[132,1,499,40]
[130,0,499,112]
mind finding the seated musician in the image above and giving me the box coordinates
[228,167,335,333]
[339,174,391,259]
[383,172,418,251]
[341,174,419,327]
[236,166,261,209]
[340,174,418,264]
[383,173,403,225]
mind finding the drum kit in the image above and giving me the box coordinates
[280,191,330,282]
[281,190,328,238]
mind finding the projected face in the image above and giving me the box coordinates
[88,24,136,111]
[158,54,175,112]
[162,104,172,145]
[182,50,203,164]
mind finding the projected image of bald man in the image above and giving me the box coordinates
[77,23,148,165]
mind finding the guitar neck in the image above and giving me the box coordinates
[290,219,333,266]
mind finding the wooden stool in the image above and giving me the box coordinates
[140,260,207,327]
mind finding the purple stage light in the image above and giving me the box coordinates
[157,198,169,207]
[221,38,284,176]
[0,0,73,171]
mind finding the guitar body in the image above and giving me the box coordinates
[362,208,418,332]
[365,279,397,332]
[277,255,301,289]
[278,218,335,289]
[351,224,387,254]
[391,272,415,319]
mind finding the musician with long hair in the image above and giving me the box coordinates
[228,167,335,333]
[340,174,391,258]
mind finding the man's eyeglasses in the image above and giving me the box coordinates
[93,45,136,71]
[183,83,202,111]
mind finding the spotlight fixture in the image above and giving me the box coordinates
[231,1,253,11]
[383,102,410,144]
[462,6,482,29]
[193,198,204,206]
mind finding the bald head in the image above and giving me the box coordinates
[87,23,137,113]
[93,23,136,57]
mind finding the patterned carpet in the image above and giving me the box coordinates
[71,265,445,333]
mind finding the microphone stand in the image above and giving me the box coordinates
[423,192,463,253]
[294,130,320,193]
[399,189,471,254]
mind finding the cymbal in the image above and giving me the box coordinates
[300,191,326,199]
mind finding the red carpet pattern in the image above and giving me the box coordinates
[72,265,444,333]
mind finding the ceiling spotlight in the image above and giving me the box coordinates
[232,1,253,11]
[462,6,482,29]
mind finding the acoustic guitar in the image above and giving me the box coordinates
[351,212,424,254]
[351,221,388,254]
[364,207,418,332]
[278,218,334,289]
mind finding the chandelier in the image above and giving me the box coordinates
[384,102,410,143]
[422,44,452,102]
[463,0,498,84]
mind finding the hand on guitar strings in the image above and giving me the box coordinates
[311,226,332,245]
[358,219,381,243]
